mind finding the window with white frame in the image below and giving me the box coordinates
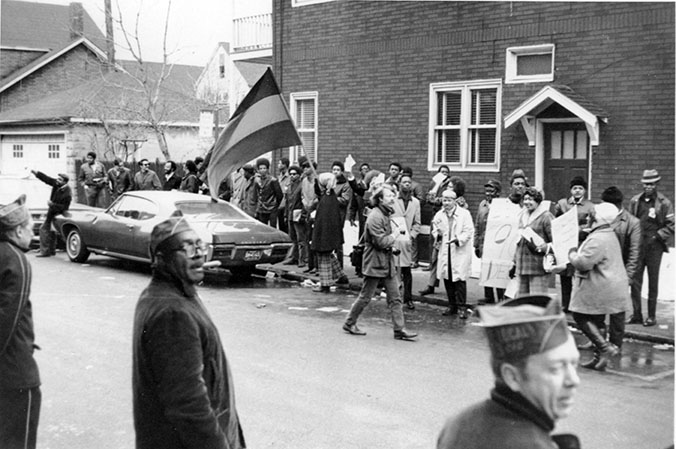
[429,80,501,170]
[505,44,555,84]
[290,92,318,163]
[292,0,335,6]
[48,144,60,159]
[13,144,23,158]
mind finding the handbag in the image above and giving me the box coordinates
[350,234,365,270]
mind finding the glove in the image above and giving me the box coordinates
[508,265,516,279]
[474,248,482,259]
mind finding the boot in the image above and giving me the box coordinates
[580,349,599,369]
[580,321,618,371]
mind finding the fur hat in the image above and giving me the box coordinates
[601,186,623,207]
[569,176,587,190]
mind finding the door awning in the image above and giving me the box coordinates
[504,84,609,146]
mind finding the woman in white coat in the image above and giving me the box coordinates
[432,189,474,318]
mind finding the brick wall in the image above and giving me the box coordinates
[274,1,675,214]
[0,49,45,79]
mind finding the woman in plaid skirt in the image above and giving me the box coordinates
[513,187,554,297]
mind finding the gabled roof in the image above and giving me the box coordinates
[0,0,106,51]
[504,84,609,146]
[0,64,208,125]
[234,60,270,87]
[0,37,110,93]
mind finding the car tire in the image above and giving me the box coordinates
[66,229,90,263]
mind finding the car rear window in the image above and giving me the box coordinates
[175,201,248,220]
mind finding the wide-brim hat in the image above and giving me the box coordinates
[641,169,661,183]
[478,295,570,361]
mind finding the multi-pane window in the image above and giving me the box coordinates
[550,129,588,160]
[290,92,318,162]
[13,144,23,158]
[430,80,501,170]
[506,44,555,84]
[48,144,60,159]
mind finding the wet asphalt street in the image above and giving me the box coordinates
[29,253,674,449]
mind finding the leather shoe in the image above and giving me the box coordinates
[394,329,418,340]
[643,317,657,327]
[312,285,330,293]
[626,315,643,325]
[35,253,50,258]
[441,308,457,316]
[336,275,349,285]
[418,286,435,296]
[405,301,415,310]
[343,323,366,336]
[577,340,593,350]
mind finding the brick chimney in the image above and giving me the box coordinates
[69,2,84,41]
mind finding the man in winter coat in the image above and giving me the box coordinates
[77,151,106,207]
[107,159,132,200]
[330,161,352,268]
[343,184,418,340]
[32,170,72,257]
[432,189,474,319]
[569,202,629,371]
[626,169,674,327]
[0,195,41,449]
[437,295,581,449]
[132,217,245,449]
[254,158,283,226]
[474,179,504,304]
[393,174,421,309]
[282,166,304,266]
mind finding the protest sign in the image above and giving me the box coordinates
[480,198,522,289]
[551,205,579,266]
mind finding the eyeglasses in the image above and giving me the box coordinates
[172,240,207,258]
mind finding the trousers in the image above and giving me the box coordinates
[346,275,405,331]
[630,239,664,319]
[0,387,41,449]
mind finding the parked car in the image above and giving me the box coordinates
[0,175,92,247]
[53,191,293,277]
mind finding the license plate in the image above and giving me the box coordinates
[244,250,262,261]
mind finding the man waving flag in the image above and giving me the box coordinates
[204,67,302,197]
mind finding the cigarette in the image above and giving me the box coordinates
[202,260,222,268]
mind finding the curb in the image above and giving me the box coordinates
[263,265,675,346]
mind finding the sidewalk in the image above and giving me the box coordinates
[259,225,674,346]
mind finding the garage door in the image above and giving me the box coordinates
[0,134,67,176]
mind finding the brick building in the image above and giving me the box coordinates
[272,1,674,211]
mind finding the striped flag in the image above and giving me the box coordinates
[204,67,302,197]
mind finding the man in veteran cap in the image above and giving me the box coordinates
[132,216,246,449]
[0,195,42,449]
[437,295,581,449]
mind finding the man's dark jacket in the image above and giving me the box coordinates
[35,171,71,215]
[437,384,576,449]
[132,274,245,449]
[628,191,675,251]
[0,239,40,390]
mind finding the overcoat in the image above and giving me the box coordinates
[628,191,675,250]
[392,195,421,267]
[569,225,629,315]
[437,384,565,449]
[362,204,397,278]
[0,239,40,390]
[611,209,642,281]
[515,203,553,276]
[133,275,245,449]
[432,206,474,282]
[311,191,344,252]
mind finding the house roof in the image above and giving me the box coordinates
[0,37,109,93]
[504,84,609,146]
[0,63,208,125]
[234,60,271,87]
[0,0,106,51]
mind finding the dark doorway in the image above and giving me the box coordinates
[543,122,590,202]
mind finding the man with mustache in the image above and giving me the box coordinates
[132,217,245,449]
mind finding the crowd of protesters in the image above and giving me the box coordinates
[74,153,674,351]
[219,156,672,357]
